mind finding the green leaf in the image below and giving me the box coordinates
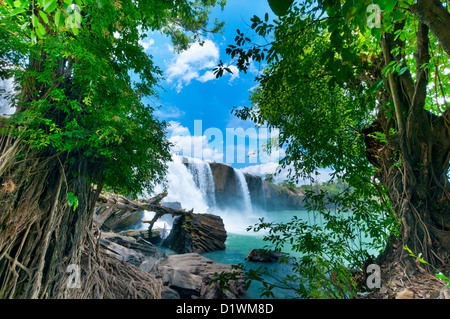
[31,14,39,27]
[36,23,46,38]
[30,29,36,43]
[435,272,450,283]
[39,11,49,24]
[54,9,64,28]
[67,192,78,211]
[10,7,26,16]
[44,0,58,13]
[71,26,79,35]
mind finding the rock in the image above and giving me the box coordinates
[162,213,227,254]
[100,232,165,266]
[166,269,204,298]
[118,228,148,240]
[263,181,305,211]
[100,238,144,266]
[101,210,145,232]
[150,253,245,299]
[395,288,414,299]
[209,161,305,211]
[245,249,286,262]
[139,256,160,273]
[161,286,181,299]
[161,201,183,210]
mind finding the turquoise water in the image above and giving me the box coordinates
[202,209,379,299]
[203,210,310,299]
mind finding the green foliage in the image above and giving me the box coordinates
[404,245,450,287]
[66,192,78,211]
[213,0,440,298]
[1,0,225,196]
[267,0,294,16]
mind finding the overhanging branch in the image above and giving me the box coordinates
[415,0,450,57]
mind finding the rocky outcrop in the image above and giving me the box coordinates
[162,213,227,254]
[209,162,240,209]
[117,228,163,244]
[245,249,287,262]
[101,210,144,232]
[100,232,166,266]
[99,232,243,299]
[150,253,245,299]
[263,182,306,210]
[209,161,305,211]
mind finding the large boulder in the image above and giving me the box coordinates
[162,213,227,254]
[101,210,144,232]
[150,253,245,299]
[209,162,240,209]
[245,248,287,262]
[100,232,165,266]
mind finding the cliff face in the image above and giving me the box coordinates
[209,162,240,210]
[262,181,306,211]
[208,162,305,211]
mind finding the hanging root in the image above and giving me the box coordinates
[0,127,162,299]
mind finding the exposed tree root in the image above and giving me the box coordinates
[0,128,162,299]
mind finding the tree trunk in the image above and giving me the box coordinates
[363,19,450,270]
[0,128,162,299]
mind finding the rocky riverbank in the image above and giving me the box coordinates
[100,230,245,299]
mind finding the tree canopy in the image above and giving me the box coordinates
[0,0,225,196]
[0,0,226,299]
[215,0,450,298]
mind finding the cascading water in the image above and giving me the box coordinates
[233,168,252,213]
[187,158,216,208]
[137,154,210,230]
[258,176,267,211]
[136,155,263,236]
[155,154,210,213]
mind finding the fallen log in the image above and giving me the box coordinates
[94,191,193,232]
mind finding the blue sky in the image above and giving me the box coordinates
[141,0,331,183]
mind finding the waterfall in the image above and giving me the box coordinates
[187,157,216,208]
[155,154,210,213]
[259,176,267,211]
[233,168,252,213]
[138,154,210,230]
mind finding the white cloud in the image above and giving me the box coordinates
[166,121,224,162]
[155,105,185,119]
[165,39,239,91]
[241,162,333,185]
[241,162,279,176]
[139,37,155,52]
[166,40,219,91]
[227,65,240,83]
[197,70,216,83]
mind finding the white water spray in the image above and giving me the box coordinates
[187,157,216,208]
[233,168,252,214]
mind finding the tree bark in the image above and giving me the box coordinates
[363,16,450,269]
[415,0,450,57]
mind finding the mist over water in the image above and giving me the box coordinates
[140,154,262,235]
[233,168,253,214]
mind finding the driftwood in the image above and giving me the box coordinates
[95,191,193,232]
